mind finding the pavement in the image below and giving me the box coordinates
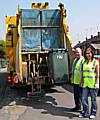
[63,84,100,120]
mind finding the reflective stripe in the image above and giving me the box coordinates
[83,70,95,73]
[75,74,82,76]
[83,76,96,78]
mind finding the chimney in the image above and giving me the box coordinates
[98,32,100,36]
[91,35,93,38]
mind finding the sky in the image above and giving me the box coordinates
[0,0,100,46]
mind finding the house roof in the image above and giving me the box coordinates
[91,43,100,49]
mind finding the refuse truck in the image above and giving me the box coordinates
[6,2,74,95]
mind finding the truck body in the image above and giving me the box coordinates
[6,3,74,94]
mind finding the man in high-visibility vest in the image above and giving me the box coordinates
[71,47,84,111]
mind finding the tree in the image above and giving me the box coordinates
[0,40,6,58]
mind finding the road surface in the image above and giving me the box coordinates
[0,69,100,120]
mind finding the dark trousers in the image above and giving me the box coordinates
[73,84,82,109]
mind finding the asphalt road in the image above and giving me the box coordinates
[0,68,8,99]
[0,69,100,120]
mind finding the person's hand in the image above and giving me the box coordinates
[80,80,83,87]
[95,84,99,89]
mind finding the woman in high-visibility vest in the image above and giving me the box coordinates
[79,46,99,119]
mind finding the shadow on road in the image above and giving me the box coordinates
[63,84,74,93]
[0,82,78,119]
